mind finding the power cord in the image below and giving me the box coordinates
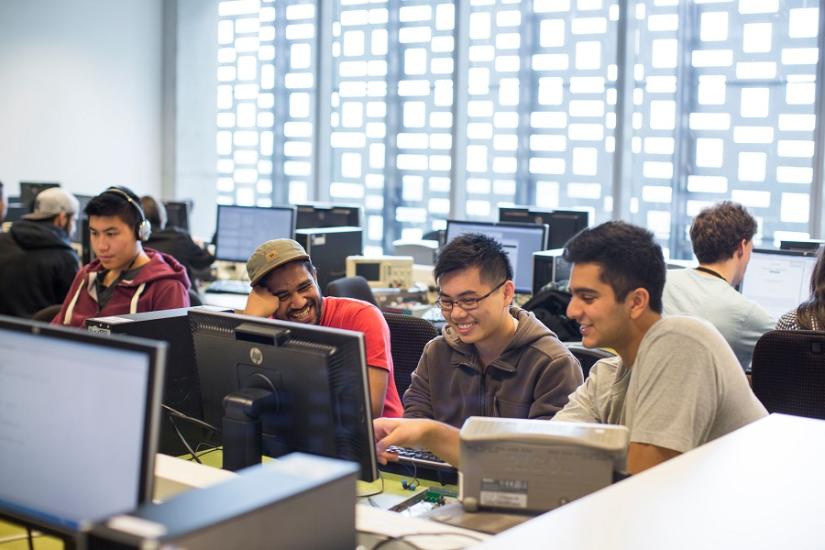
[357,474,386,498]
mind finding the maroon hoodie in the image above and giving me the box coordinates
[52,248,191,328]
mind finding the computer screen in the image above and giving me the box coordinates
[188,309,378,481]
[499,206,589,249]
[0,316,164,534]
[71,194,94,244]
[164,200,191,231]
[19,182,60,213]
[740,249,818,319]
[214,205,296,262]
[445,220,548,293]
[295,202,362,229]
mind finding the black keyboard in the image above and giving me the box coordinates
[205,279,250,295]
[386,446,457,473]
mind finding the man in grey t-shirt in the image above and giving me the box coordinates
[371,221,767,474]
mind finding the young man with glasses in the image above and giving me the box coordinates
[402,233,583,427]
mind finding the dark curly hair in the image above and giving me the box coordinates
[795,246,825,329]
[690,201,757,264]
[434,233,513,286]
[563,221,666,313]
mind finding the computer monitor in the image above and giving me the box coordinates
[499,206,590,249]
[4,200,26,223]
[296,202,362,229]
[188,309,378,481]
[164,200,192,231]
[71,194,94,244]
[214,205,296,262]
[0,315,164,536]
[19,182,60,213]
[445,220,549,294]
[779,239,825,253]
[740,249,818,319]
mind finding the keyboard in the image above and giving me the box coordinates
[205,279,251,295]
[387,445,456,472]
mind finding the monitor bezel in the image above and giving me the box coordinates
[214,204,297,262]
[19,182,61,213]
[0,315,165,537]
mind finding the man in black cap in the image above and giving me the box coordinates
[0,187,81,317]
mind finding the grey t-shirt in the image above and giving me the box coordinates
[554,316,767,453]
[662,268,774,370]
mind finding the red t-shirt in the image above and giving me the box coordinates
[320,296,403,418]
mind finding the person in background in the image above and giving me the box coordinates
[662,201,773,369]
[776,246,825,330]
[0,180,7,229]
[242,238,403,419]
[374,222,767,473]
[0,188,80,318]
[140,195,214,284]
[52,186,190,327]
[403,233,582,427]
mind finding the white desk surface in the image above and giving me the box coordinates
[475,414,825,550]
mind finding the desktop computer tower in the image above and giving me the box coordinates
[533,249,571,294]
[86,306,230,456]
[295,226,363,290]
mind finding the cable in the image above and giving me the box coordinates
[357,475,385,498]
[168,414,201,464]
[25,527,33,550]
[161,404,221,434]
[357,529,485,550]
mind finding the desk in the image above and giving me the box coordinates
[476,414,825,550]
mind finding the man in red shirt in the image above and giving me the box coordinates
[242,238,402,418]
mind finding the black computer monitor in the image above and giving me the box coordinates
[296,202,362,229]
[214,205,296,262]
[19,182,60,213]
[4,200,26,223]
[740,249,818,319]
[71,194,94,244]
[499,206,589,249]
[779,239,825,253]
[164,200,192,231]
[188,309,378,481]
[445,220,549,294]
[0,315,164,537]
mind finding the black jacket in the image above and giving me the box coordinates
[0,219,80,317]
[146,227,214,283]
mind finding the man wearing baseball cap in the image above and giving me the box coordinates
[242,238,403,418]
[0,187,81,317]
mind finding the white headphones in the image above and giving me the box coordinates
[103,187,152,242]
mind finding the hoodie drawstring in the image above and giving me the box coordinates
[130,283,146,314]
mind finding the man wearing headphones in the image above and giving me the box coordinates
[52,186,191,327]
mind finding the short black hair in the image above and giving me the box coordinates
[690,201,757,264]
[563,221,666,313]
[86,186,143,230]
[434,233,513,286]
[140,195,167,230]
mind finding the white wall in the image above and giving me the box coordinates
[0,0,164,199]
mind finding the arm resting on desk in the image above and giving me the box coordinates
[626,442,680,474]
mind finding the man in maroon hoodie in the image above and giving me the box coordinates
[52,186,190,328]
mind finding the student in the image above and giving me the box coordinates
[662,201,773,369]
[52,186,190,327]
[241,238,403,418]
[776,246,825,330]
[140,195,214,283]
[374,221,767,473]
[403,233,582,427]
[0,188,80,318]
[0,180,6,229]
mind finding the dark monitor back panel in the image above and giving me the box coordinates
[499,206,589,249]
[164,201,191,232]
[19,182,60,212]
[5,202,26,223]
[296,203,362,229]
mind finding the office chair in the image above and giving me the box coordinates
[565,342,615,380]
[383,312,439,398]
[751,330,825,420]
[325,276,378,306]
[31,304,62,323]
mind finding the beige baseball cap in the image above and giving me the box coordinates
[23,188,79,221]
[246,238,310,286]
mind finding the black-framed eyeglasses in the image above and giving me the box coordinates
[435,280,507,312]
